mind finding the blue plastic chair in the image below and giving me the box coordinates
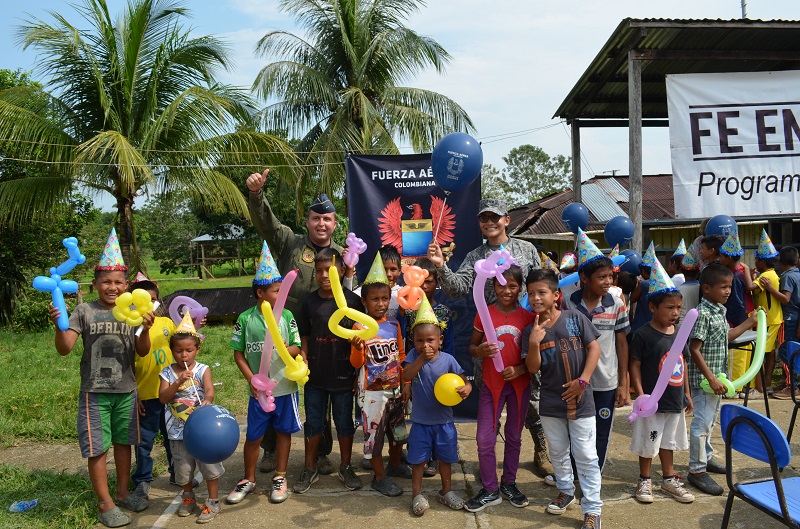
[719,404,800,528]
[787,342,800,442]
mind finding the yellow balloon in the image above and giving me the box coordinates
[115,292,132,308]
[434,373,465,407]
[131,288,151,308]
[261,301,310,386]
[326,265,379,340]
[112,306,128,322]
[128,317,144,327]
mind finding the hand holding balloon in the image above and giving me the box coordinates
[343,233,367,267]
[629,309,698,422]
[34,237,86,331]
[112,288,154,327]
[397,265,427,310]
[327,265,379,340]
[473,250,514,372]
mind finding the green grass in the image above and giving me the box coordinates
[0,465,98,529]
[0,324,251,447]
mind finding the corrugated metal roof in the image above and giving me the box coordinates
[581,183,628,221]
[555,18,800,120]
[592,177,629,202]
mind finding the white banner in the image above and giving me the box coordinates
[667,70,800,218]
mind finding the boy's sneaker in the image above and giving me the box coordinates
[132,481,150,500]
[544,474,557,486]
[386,463,413,479]
[226,479,255,504]
[635,477,654,503]
[316,455,334,475]
[292,468,319,494]
[361,458,373,470]
[464,488,502,512]
[423,460,438,477]
[581,513,601,529]
[705,458,727,474]
[662,476,695,503]
[177,493,196,517]
[371,476,403,497]
[546,492,576,514]
[687,472,723,496]
[270,475,289,503]
[499,482,529,507]
[196,501,220,524]
[337,464,363,491]
[259,451,277,473]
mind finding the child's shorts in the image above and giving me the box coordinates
[246,393,302,441]
[629,411,688,459]
[170,440,225,485]
[77,391,139,458]
[406,422,459,465]
[359,389,407,458]
[765,322,783,353]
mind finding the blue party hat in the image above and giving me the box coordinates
[577,229,604,271]
[96,228,127,271]
[641,241,657,268]
[673,239,687,257]
[755,229,778,259]
[720,230,744,257]
[647,259,678,299]
[253,241,283,286]
[680,249,700,271]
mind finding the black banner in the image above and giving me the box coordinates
[345,153,482,418]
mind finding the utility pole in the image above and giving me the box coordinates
[741,0,747,19]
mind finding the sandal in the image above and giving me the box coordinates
[117,494,149,512]
[437,490,465,510]
[97,506,131,528]
[412,494,429,516]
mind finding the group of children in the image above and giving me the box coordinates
[51,218,800,529]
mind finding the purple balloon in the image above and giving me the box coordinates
[473,250,514,372]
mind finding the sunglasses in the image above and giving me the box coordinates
[478,213,504,223]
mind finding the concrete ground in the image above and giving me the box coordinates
[2,397,798,529]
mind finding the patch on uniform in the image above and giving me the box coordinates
[301,246,315,263]
[163,327,170,337]
[598,408,611,420]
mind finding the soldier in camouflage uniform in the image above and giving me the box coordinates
[427,199,553,478]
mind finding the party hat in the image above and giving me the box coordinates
[608,244,620,259]
[673,239,687,257]
[720,230,744,257]
[559,252,577,271]
[641,241,657,268]
[362,252,389,285]
[680,249,700,271]
[96,228,127,271]
[647,259,678,299]
[755,228,778,259]
[541,252,559,273]
[411,296,445,331]
[253,241,283,286]
[577,228,604,271]
[174,310,202,340]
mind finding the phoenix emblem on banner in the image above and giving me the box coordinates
[378,196,455,258]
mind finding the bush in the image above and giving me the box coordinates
[11,293,76,333]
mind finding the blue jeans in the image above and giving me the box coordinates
[689,387,721,474]
[541,416,602,515]
[304,386,355,438]
[133,398,172,484]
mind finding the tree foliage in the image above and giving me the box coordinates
[481,145,570,207]
[0,0,296,273]
[253,0,475,215]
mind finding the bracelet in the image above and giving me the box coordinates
[577,379,589,389]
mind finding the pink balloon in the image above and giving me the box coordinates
[628,308,698,422]
[473,250,515,372]
[343,233,367,267]
[254,270,298,413]
[169,296,209,328]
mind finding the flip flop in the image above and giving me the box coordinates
[412,494,429,516]
[97,506,131,528]
[437,490,465,510]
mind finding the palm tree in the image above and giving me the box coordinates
[0,0,295,270]
[253,0,475,207]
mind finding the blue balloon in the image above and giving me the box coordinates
[562,203,589,234]
[184,405,240,464]
[620,249,643,276]
[604,216,635,248]
[706,215,737,238]
[32,237,86,331]
[431,132,483,193]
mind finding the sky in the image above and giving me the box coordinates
[2,0,800,210]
